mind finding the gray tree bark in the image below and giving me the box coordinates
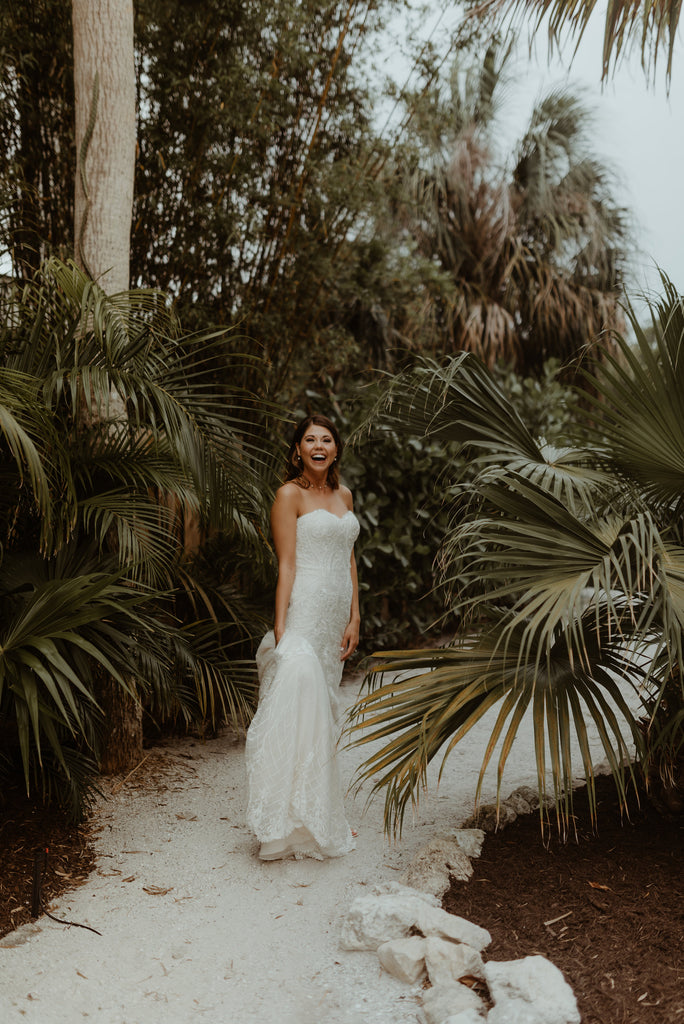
[73,0,141,773]
[73,0,135,294]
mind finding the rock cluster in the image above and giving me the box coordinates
[460,785,554,834]
[339,818,580,1024]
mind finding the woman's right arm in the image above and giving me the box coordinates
[271,486,299,645]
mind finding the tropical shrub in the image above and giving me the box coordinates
[345,427,458,649]
[490,359,580,444]
[0,259,274,816]
[296,364,576,651]
[348,279,684,836]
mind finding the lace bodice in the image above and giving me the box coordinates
[284,509,359,689]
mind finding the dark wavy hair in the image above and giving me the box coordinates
[284,414,343,490]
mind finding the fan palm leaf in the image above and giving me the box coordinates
[472,0,681,82]
[349,618,644,837]
[349,275,684,832]
[584,278,684,513]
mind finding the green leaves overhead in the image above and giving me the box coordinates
[1,4,633,405]
[473,0,682,84]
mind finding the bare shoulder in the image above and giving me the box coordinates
[273,481,302,513]
[339,484,354,511]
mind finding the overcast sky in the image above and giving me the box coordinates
[381,4,684,315]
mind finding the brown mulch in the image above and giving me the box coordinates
[0,782,96,939]
[444,773,684,1024]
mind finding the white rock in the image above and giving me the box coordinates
[339,893,491,952]
[422,982,486,1024]
[371,880,442,907]
[424,935,485,986]
[506,785,539,811]
[443,1013,487,1024]
[340,892,433,950]
[416,903,491,952]
[450,829,485,859]
[377,936,427,983]
[485,955,580,1024]
[401,837,474,897]
[503,791,533,815]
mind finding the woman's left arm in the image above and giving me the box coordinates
[341,484,360,661]
[340,552,360,661]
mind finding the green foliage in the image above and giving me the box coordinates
[131,0,402,400]
[490,359,581,444]
[0,5,634,406]
[0,547,169,818]
[346,426,458,647]
[0,259,275,815]
[349,276,684,835]
[292,383,462,649]
[1,1,404,396]
[299,360,579,651]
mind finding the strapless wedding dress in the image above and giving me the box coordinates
[245,509,359,860]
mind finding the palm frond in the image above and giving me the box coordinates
[472,0,681,83]
[586,278,684,513]
[176,622,259,730]
[348,621,644,837]
[0,369,60,544]
[78,493,181,585]
[0,559,164,792]
[354,352,540,462]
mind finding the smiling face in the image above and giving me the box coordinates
[297,424,338,478]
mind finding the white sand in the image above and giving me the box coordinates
[0,672,640,1024]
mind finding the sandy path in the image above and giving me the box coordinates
[0,672,640,1024]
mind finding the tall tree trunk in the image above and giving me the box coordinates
[73,0,141,772]
[73,0,135,295]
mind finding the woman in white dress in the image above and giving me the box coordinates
[245,415,360,860]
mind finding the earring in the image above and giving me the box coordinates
[296,453,303,465]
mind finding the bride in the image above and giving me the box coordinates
[245,414,360,860]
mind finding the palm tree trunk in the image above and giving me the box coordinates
[73,0,135,295]
[73,0,141,773]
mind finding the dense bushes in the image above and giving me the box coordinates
[326,361,579,651]
[0,260,272,816]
